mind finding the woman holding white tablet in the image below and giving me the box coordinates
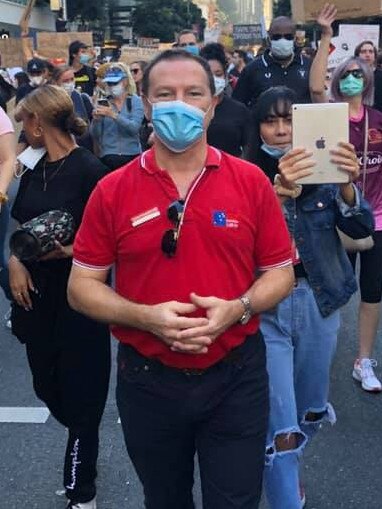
[246,84,374,508]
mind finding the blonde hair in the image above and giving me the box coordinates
[15,84,87,136]
[108,62,137,95]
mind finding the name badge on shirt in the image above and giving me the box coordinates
[131,207,161,227]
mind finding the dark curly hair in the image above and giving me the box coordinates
[199,43,228,72]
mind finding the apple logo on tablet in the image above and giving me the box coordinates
[315,137,326,149]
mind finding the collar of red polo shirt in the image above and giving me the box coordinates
[139,145,222,174]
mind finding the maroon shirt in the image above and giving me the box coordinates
[350,106,382,230]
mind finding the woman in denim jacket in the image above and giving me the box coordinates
[246,86,374,509]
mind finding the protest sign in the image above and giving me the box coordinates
[37,32,93,61]
[0,38,33,68]
[204,27,222,44]
[292,0,382,22]
[326,26,380,69]
[120,46,159,64]
[339,24,380,48]
[233,24,263,46]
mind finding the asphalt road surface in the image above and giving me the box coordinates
[0,185,381,508]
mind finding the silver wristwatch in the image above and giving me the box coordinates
[238,295,253,325]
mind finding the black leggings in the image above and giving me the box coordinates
[348,230,382,303]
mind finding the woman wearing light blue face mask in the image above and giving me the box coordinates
[330,57,382,393]
[68,40,96,97]
[200,43,251,157]
[90,63,144,171]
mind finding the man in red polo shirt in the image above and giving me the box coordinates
[68,49,294,509]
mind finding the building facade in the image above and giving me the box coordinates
[0,0,56,37]
[238,0,273,28]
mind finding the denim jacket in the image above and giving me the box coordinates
[284,184,374,317]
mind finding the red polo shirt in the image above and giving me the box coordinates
[73,146,292,369]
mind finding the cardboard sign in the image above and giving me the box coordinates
[233,24,263,46]
[292,0,382,22]
[36,32,93,61]
[120,46,159,64]
[0,38,33,68]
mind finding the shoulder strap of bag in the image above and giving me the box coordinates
[126,96,132,112]
[362,109,369,197]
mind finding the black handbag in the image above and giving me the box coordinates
[9,209,75,263]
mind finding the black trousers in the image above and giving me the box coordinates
[116,332,269,509]
[19,264,111,506]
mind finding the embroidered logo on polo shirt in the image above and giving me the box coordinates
[131,207,160,227]
[212,211,239,229]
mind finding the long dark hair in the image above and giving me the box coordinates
[245,86,297,181]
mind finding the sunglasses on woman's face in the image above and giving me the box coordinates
[130,68,140,74]
[270,33,294,41]
[341,69,364,80]
[161,200,185,257]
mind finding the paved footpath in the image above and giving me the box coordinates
[1,291,382,509]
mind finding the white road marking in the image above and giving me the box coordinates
[0,407,50,423]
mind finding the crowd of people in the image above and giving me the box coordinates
[0,3,381,509]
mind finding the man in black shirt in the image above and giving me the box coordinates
[232,16,312,108]
[69,40,96,97]
[16,58,49,105]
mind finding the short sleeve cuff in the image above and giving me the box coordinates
[72,259,113,270]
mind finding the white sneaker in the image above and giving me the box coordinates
[67,498,96,509]
[4,308,11,329]
[353,358,382,392]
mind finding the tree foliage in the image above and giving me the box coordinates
[273,0,291,17]
[132,0,205,42]
[66,0,105,21]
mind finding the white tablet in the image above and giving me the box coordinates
[292,102,350,185]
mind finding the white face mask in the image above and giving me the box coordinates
[214,76,226,96]
[109,83,124,98]
[270,38,295,59]
[29,76,45,87]
[62,81,75,95]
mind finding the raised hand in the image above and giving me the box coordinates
[317,3,337,38]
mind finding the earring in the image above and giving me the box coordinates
[34,126,43,137]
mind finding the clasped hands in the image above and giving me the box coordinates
[144,293,244,355]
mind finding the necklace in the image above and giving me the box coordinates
[42,157,67,191]
[42,147,75,191]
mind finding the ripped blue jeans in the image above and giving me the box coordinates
[261,278,339,509]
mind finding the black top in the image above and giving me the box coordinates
[207,96,251,157]
[232,49,312,108]
[10,146,109,345]
[16,83,35,105]
[373,69,382,113]
[74,65,96,96]
[12,146,107,228]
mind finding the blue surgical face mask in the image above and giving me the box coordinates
[184,44,200,56]
[79,53,91,65]
[261,142,291,159]
[270,38,294,59]
[151,100,206,153]
[339,74,364,97]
